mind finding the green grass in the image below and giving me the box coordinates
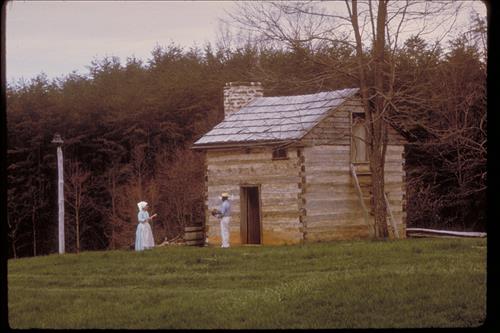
[8,238,486,329]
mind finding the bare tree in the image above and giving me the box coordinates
[7,209,22,259]
[405,30,486,231]
[156,148,205,240]
[65,160,91,253]
[131,144,148,199]
[226,0,476,238]
[102,163,127,249]
[7,187,31,258]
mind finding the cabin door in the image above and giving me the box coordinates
[240,186,261,244]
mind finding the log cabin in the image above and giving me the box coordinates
[192,82,407,245]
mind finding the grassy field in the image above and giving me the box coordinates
[8,238,486,329]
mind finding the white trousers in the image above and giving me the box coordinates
[220,216,231,248]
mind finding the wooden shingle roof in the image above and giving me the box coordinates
[193,87,359,148]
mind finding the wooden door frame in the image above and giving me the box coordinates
[239,184,263,244]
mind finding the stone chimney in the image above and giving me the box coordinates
[223,82,263,118]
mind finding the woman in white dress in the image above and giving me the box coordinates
[135,201,157,251]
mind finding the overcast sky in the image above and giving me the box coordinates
[5,0,236,83]
[5,0,486,84]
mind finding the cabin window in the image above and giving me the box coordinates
[351,113,368,162]
[272,148,288,160]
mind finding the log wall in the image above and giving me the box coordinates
[299,96,407,241]
[299,144,406,241]
[300,99,361,146]
[205,148,303,245]
[301,145,373,241]
[384,145,407,238]
[301,96,406,146]
[202,96,406,245]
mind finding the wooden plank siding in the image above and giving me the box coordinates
[205,148,303,245]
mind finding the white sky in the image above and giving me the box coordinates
[5,0,236,83]
[5,0,486,84]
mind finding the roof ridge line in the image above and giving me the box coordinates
[253,87,358,99]
[245,89,358,108]
[232,104,346,116]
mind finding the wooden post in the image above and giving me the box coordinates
[52,134,65,254]
[384,192,399,239]
[350,163,374,238]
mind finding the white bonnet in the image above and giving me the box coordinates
[137,201,148,211]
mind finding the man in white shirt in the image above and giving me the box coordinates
[218,193,231,248]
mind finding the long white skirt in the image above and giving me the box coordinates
[135,222,155,251]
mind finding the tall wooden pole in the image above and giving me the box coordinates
[52,134,65,254]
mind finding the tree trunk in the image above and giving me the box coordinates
[350,0,389,239]
[76,209,80,253]
[12,240,17,259]
[370,147,389,238]
[111,171,117,250]
[350,0,371,111]
[32,205,37,256]
[369,0,389,239]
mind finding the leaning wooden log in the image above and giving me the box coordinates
[406,228,486,238]
[384,192,399,239]
[350,163,375,238]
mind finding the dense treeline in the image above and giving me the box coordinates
[7,33,486,258]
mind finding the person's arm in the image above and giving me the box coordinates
[144,212,158,222]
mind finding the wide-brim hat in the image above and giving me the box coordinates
[221,192,229,197]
